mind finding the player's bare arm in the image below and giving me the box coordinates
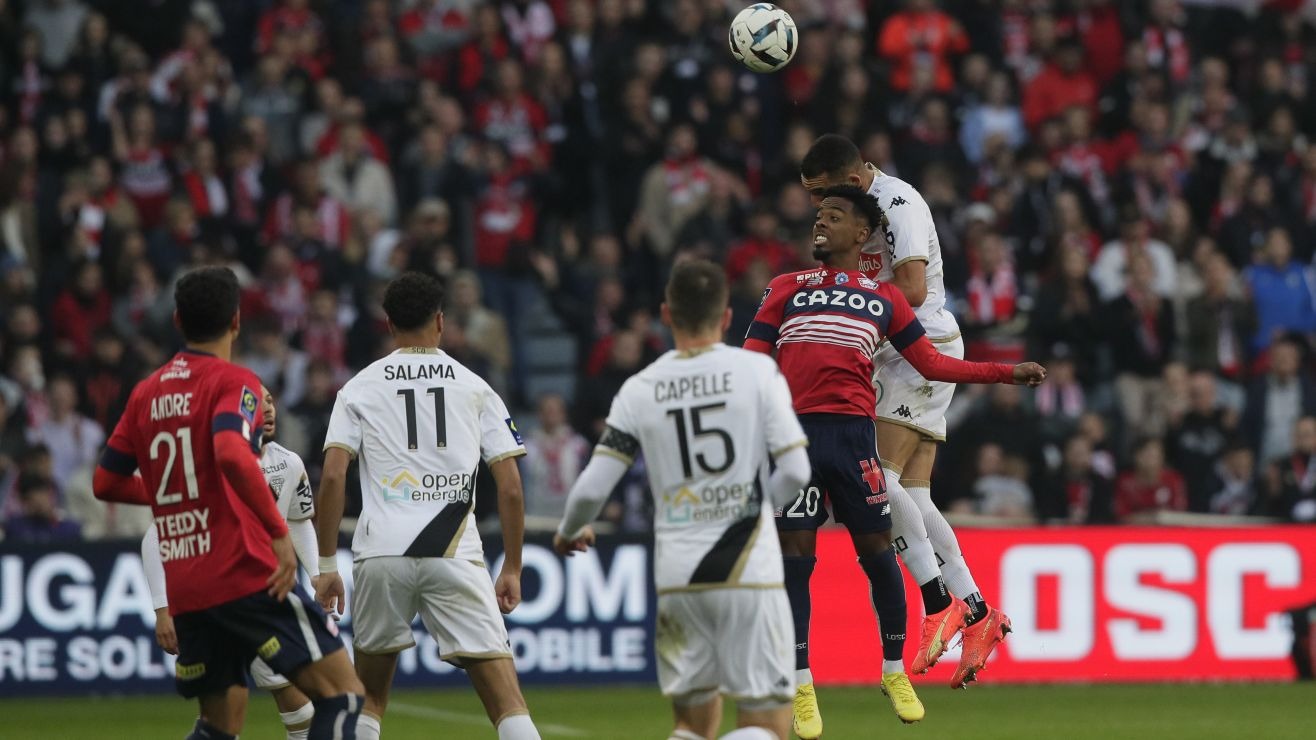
[315,446,352,615]
[490,456,527,614]
[892,258,928,307]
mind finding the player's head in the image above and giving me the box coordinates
[383,271,446,341]
[261,385,277,444]
[173,266,241,344]
[800,134,865,206]
[662,258,731,338]
[813,185,885,262]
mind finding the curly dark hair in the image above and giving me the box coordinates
[819,184,888,232]
[383,271,446,331]
[174,266,240,343]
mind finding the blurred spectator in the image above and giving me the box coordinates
[959,70,1025,165]
[1242,227,1316,353]
[1114,436,1187,522]
[4,472,80,544]
[1022,39,1097,132]
[1166,370,1238,513]
[1108,251,1177,438]
[24,0,88,70]
[320,122,398,226]
[725,204,798,284]
[523,393,589,521]
[1184,251,1253,378]
[633,123,715,259]
[27,375,102,496]
[1030,349,1086,443]
[448,270,511,395]
[50,258,110,359]
[577,329,645,437]
[877,0,967,94]
[1242,336,1316,464]
[1042,434,1115,524]
[1208,443,1257,516]
[969,443,1034,519]
[1092,206,1177,302]
[1267,416,1316,522]
[1030,243,1102,377]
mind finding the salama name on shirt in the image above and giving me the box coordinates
[384,363,456,381]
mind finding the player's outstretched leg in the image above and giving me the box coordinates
[886,469,969,674]
[853,532,925,724]
[467,657,543,739]
[778,529,822,740]
[905,471,1011,687]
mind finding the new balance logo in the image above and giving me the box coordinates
[895,405,913,418]
[889,196,908,207]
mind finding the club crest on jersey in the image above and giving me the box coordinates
[506,418,524,445]
[835,272,849,285]
[859,276,878,290]
[239,386,259,424]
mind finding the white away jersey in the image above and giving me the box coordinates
[861,166,960,340]
[262,441,314,521]
[597,344,807,592]
[324,347,526,561]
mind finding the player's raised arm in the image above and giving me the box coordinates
[884,284,1046,386]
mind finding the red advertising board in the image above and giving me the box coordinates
[808,526,1316,683]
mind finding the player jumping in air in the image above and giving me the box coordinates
[93,266,364,740]
[743,186,1045,733]
[142,387,322,739]
[314,271,542,740]
[802,134,1016,688]
[554,259,813,740]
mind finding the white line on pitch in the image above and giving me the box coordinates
[389,701,591,737]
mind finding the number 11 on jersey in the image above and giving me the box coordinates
[397,387,447,449]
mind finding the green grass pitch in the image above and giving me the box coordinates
[4,683,1311,738]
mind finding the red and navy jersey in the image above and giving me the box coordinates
[743,267,1014,417]
[744,268,923,417]
[101,351,275,615]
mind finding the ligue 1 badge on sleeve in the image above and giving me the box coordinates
[240,386,259,424]
[835,272,849,285]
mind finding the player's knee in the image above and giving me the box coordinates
[851,530,893,555]
[280,701,314,730]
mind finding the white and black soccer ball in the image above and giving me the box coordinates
[728,3,798,74]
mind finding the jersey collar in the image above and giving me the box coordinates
[675,343,724,359]
[393,347,441,355]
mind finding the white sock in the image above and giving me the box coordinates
[356,712,381,740]
[281,703,313,740]
[795,668,813,686]
[720,728,777,739]
[670,731,706,740]
[497,713,541,740]
[885,471,940,585]
[882,659,904,674]
[908,484,981,599]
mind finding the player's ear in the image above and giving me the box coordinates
[435,311,445,337]
[848,171,864,187]
[230,310,241,339]
[721,306,732,334]
[171,309,181,332]
[659,303,673,329]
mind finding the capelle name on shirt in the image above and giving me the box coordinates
[654,373,732,403]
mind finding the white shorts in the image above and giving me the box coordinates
[656,588,793,706]
[351,556,512,666]
[873,334,963,441]
[250,657,290,690]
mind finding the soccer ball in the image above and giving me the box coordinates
[728,3,798,74]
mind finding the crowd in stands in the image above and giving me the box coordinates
[4,0,1316,544]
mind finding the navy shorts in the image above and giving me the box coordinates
[775,414,891,534]
[173,584,345,699]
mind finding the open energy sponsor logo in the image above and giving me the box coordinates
[378,470,473,503]
[661,481,759,524]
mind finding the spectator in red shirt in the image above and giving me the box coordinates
[1023,39,1097,131]
[51,260,111,360]
[456,4,511,98]
[257,0,324,57]
[1115,436,1188,522]
[474,59,550,172]
[725,205,799,284]
[877,0,969,94]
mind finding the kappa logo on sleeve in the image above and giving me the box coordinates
[240,386,259,424]
[506,418,524,445]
